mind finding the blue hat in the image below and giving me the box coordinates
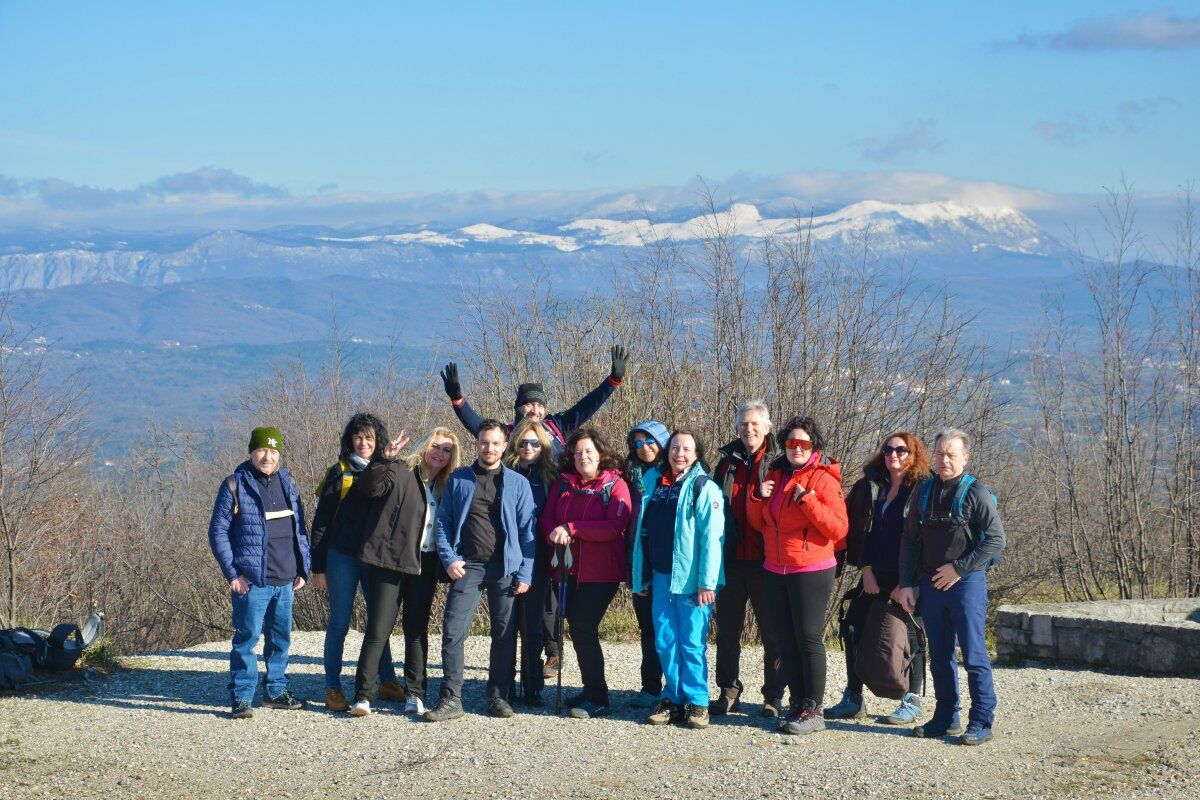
[628,420,669,450]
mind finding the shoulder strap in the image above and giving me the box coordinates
[952,475,976,518]
[916,477,935,517]
[337,459,354,501]
[48,623,82,649]
[315,464,339,499]
[225,474,239,516]
[692,474,712,506]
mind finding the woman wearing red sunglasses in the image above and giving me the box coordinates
[748,415,848,736]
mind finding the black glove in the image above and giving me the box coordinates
[440,362,462,401]
[609,345,629,382]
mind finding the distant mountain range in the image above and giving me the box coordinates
[2,199,1081,457]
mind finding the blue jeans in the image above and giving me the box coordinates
[920,569,997,729]
[650,572,713,707]
[229,583,294,704]
[324,547,397,692]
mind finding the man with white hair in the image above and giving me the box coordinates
[709,400,786,717]
[896,428,1005,746]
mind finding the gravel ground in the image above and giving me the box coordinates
[2,631,1198,799]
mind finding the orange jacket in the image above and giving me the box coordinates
[747,454,849,570]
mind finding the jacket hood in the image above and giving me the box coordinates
[561,467,624,489]
[861,462,888,484]
[769,452,843,482]
[628,421,670,451]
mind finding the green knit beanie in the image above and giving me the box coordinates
[248,426,283,453]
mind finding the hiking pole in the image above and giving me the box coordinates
[552,543,570,714]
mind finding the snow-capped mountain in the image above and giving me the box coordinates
[0,199,1062,291]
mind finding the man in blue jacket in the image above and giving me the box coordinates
[438,345,629,455]
[207,426,311,719]
[425,419,537,721]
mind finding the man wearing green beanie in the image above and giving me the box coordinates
[207,426,312,718]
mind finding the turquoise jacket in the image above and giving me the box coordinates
[631,462,726,595]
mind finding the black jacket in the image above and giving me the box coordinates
[309,460,373,574]
[844,464,887,569]
[356,457,430,575]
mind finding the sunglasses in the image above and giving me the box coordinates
[785,438,813,450]
[633,438,659,449]
[882,445,910,456]
[517,439,542,449]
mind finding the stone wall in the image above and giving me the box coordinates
[994,598,1200,675]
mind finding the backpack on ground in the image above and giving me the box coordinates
[0,612,105,683]
[0,631,35,690]
[852,594,925,701]
[915,473,1002,569]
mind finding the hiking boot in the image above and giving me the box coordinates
[230,700,253,719]
[761,697,783,719]
[912,720,965,738]
[404,696,426,715]
[325,689,349,712]
[646,699,682,726]
[567,699,611,719]
[487,697,515,718]
[263,690,305,710]
[348,698,371,717]
[824,689,865,719]
[883,693,922,725]
[631,690,660,709]
[685,703,710,729]
[542,656,561,679]
[423,695,464,722]
[781,701,826,735]
[959,725,993,746]
[564,692,587,708]
[708,687,741,716]
[378,680,406,703]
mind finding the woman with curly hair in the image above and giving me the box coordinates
[827,431,930,725]
[539,427,631,718]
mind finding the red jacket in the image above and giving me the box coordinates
[747,454,849,571]
[539,469,631,584]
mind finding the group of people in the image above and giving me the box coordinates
[207,346,1005,745]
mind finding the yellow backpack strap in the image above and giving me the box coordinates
[337,460,354,501]
[315,464,340,499]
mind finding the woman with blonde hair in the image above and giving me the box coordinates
[348,426,460,716]
[504,419,561,705]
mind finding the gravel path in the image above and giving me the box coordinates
[2,631,1198,799]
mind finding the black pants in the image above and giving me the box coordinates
[632,584,663,695]
[565,578,619,704]
[516,542,561,695]
[355,557,439,700]
[764,567,835,708]
[438,560,518,700]
[842,575,925,697]
[714,558,785,703]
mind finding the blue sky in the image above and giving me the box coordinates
[0,1,1196,226]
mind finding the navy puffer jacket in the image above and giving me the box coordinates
[208,460,312,587]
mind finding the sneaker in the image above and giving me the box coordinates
[781,701,826,735]
[631,690,660,709]
[567,699,611,719]
[959,725,993,746]
[646,699,682,726]
[404,696,426,715]
[685,703,710,729]
[708,687,741,716]
[263,691,305,710]
[348,698,371,717]
[423,696,464,722]
[883,693,922,725]
[230,700,253,719]
[761,698,783,719]
[378,680,406,703]
[564,692,587,709]
[325,689,349,712]
[824,689,865,720]
[542,656,561,679]
[487,697,515,718]
[912,720,965,738]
